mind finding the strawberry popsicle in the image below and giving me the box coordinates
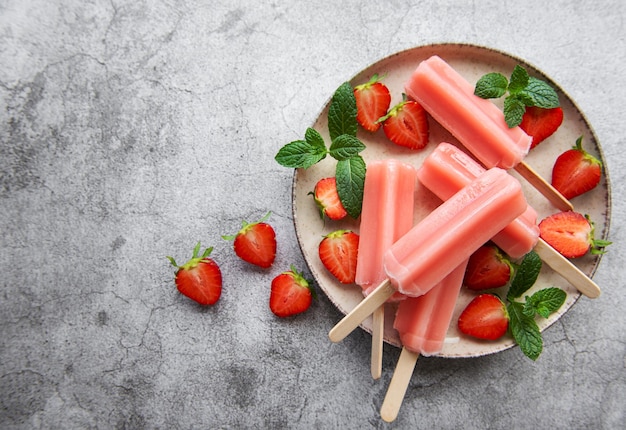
[405,55,573,212]
[419,142,539,259]
[393,260,468,356]
[356,159,416,297]
[329,167,527,343]
[418,142,601,298]
[355,159,417,379]
[380,261,468,423]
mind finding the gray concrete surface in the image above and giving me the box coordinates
[1,1,624,428]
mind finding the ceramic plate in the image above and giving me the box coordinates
[292,43,611,357]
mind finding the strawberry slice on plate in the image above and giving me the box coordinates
[464,244,513,291]
[318,230,359,284]
[310,177,348,221]
[354,74,391,132]
[519,106,564,149]
[458,294,509,340]
[223,212,277,268]
[167,242,222,305]
[379,96,429,150]
[270,266,316,317]
[538,211,611,258]
[551,135,603,200]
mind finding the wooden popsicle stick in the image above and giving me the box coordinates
[380,347,420,423]
[328,279,395,343]
[534,238,601,298]
[514,161,573,212]
[370,306,385,380]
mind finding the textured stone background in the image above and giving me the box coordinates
[1,1,624,428]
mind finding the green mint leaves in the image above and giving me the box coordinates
[275,82,366,218]
[503,251,567,361]
[474,65,560,128]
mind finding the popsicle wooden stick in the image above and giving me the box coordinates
[370,306,385,379]
[534,238,601,298]
[514,161,573,212]
[380,347,420,422]
[328,280,395,343]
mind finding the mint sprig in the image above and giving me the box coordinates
[474,65,560,128]
[275,82,366,218]
[503,250,567,360]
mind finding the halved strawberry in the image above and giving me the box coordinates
[458,294,509,340]
[519,106,564,149]
[379,96,429,150]
[354,74,391,132]
[270,266,316,317]
[538,211,611,258]
[167,242,222,305]
[310,177,348,221]
[223,212,276,268]
[318,230,359,284]
[551,136,602,199]
[464,244,513,291]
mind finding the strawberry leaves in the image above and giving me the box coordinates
[474,65,560,128]
[275,82,366,218]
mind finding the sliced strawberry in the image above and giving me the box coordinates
[464,244,513,291]
[270,266,316,317]
[538,211,611,258]
[167,243,222,305]
[519,106,564,149]
[223,212,276,268]
[318,230,359,284]
[379,97,429,150]
[458,294,509,340]
[551,136,602,199]
[354,74,391,132]
[310,177,348,221]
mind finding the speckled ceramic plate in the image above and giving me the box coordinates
[292,43,611,357]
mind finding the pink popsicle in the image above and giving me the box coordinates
[383,167,526,296]
[380,260,468,422]
[329,167,527,343]
[417,142,601,299]
[418,142,538,259]
[356,159,416,299]
[405,55,573,211]
[355,159,416,379]
[393,260,468,356]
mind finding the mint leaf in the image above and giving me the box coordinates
[328,82,358,141]
[507,251,542,301]
[524,287,566,319]
[508,301,543,361]
[335,155,366,218]
[274,129,328,169]
[329,134,366,161]
[508,65,529,94]
[474,72,508,99]
[503,96,526,128]
[520,77,559,108]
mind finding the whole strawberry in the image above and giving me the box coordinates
[551,135,602,199]
[458,294,509,340]
[318,230,359,284]
[167,242,222,305]
[354,74,391,132]
[310,177,348,221]
[538,211,611,258]
[270,266,316,317]
[223,212,276,268]
[519,106,564,149]
[464,244,513,290]
[378,96,429,150]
